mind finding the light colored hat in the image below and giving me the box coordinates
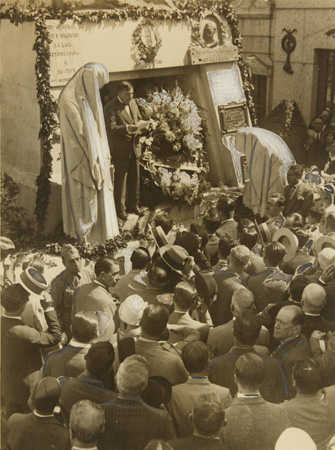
[60,243,80,260]
[160,245,191,275]
[0,237,15,251]
[149,224,168,248]
[255,221,271,245]
[119,294,148,326]
[275,427,316,450]
[19,267,48,296]
[272,228,298,262]
[315,235,335,254]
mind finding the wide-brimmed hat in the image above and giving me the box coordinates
[272,228,298,262]
[28,377,61,413]
[148,224,169,248]
[119,294,148,326]
[195,273,217,307]
[0,237,15,251]
[315,235,335,254]
[19,267,48,296]
[160,245,191,275]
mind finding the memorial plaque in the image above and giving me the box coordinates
[189,45,238,65]
[47,20,83,87]
[218,102,248,134]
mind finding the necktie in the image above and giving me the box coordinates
[289,187,295,199]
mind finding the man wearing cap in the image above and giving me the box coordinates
[1,274,62,418]
[7,377,70,450]
[283,164,314,218]
[51,243,94,341]
[73,257,120,335]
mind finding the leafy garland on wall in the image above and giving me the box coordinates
[0,0,257,231]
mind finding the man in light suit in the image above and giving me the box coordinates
[104,81,146,221]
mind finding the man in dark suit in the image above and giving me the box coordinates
[283,164,314,218]
[104,81,147,220]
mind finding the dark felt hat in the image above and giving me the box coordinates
[29,377,61,413]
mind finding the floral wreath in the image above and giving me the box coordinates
[132,20,162,66]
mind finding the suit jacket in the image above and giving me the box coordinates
[302,314,335,338]
[244,268,291,312]
[207,320,270,360]
[169,435,230,450]
[271,334,311,398]
[208,346,287,403]
[283,181,314,218]
[60,374,117,424]
[104,97,142,161]
[283,387,335,450]
[205,219,238,265]
[100,396,175,450]
[167,376,232,438]
[209,270,246,326]
[1,312,62,406]
[43,343,89,378]
[7,413,70,450]
[281,250,314,275]
[135,338,188,386]
[221,395,289,450]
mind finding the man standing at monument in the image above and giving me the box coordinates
[104,81,148,221]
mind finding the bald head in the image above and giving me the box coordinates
[301,283,326,314]
[231,289,255,317]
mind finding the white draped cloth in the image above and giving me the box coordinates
[59,62,119,243]
[236,127,295,217]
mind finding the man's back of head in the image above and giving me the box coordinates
[301,283,326,314]
[84,342,115,379]
[231,289,255,317]
[72,311,100,344]
[116,354,149,397]
[173,281,197,312]
[217,196,235,219]
[131,247,151,270]
[292,359,323,395]
[233,311,262,346]
[140,304,169,340]
[181,340,208,375]
[70,400,105,448]
[263,242,286,267]
[191,393,226,437]
[228,245,250,274]
[234,353,265,393]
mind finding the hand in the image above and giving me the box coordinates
[320,264,335,284]
[127,125,137,134]
[310,330,326,340]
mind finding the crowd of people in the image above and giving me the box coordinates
[2,162,335,450]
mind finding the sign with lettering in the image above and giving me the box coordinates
[47,20,82,87]
[218,102,249,134]
[189,46,238,65]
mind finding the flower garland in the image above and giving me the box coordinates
[132,20,162,65]
[0,0,257,229]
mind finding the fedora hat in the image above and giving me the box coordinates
[321,127,335,143]
[0,237,15,251]
[315,235,335,254]
[195,273,217,307]
[148,224,168,248]
[28,377,61,413]
[272,228,299,262]
[254,221,271,246]
[160,245,191,275]
[19,267,48,296]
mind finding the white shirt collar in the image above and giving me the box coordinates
[3,314,22,320]
[69,339,91,349]
[33,410,54,418]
